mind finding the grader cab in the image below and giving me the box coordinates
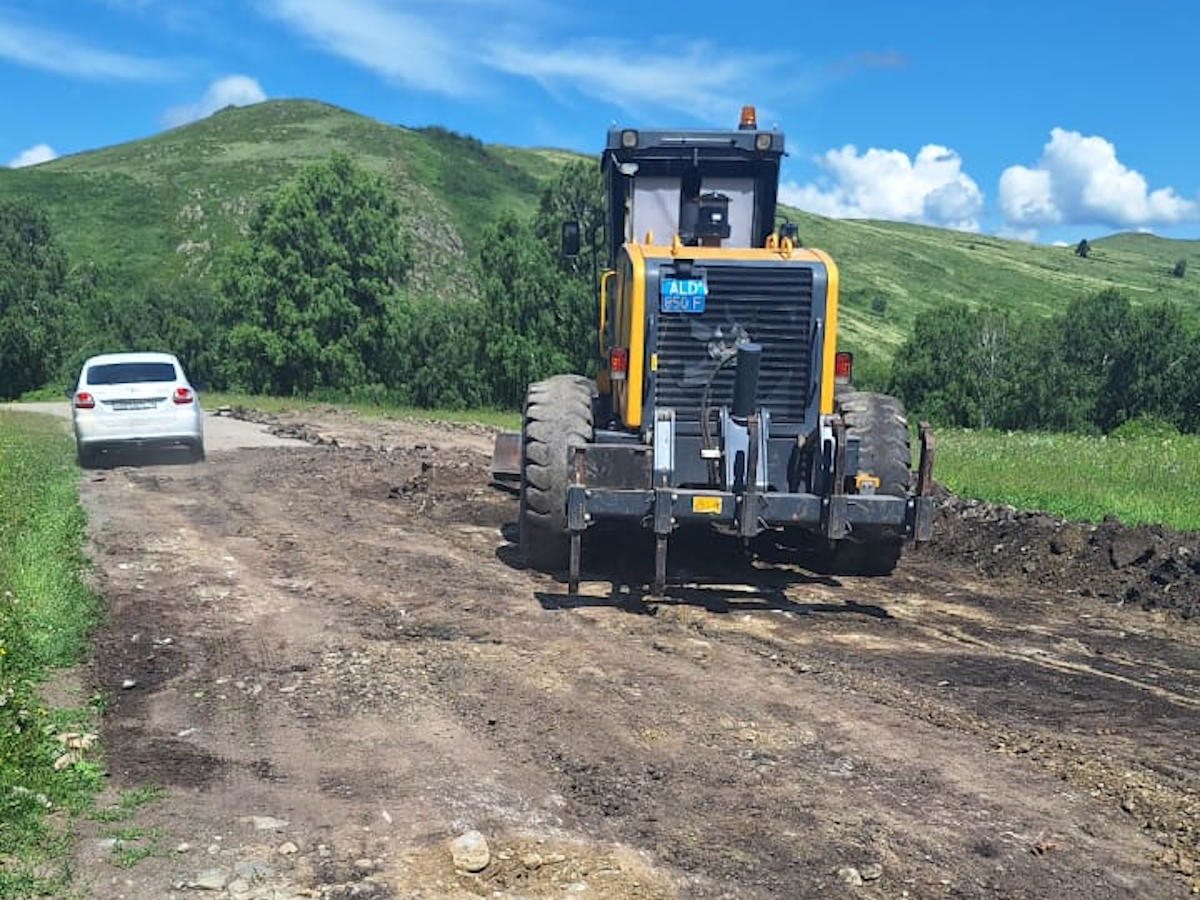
[493,107,934,594]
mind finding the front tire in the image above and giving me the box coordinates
[519,375,594,571]
[828,391,911,575]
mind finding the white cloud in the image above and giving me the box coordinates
[162,75,268,127]
[998,128,1197,229]
[262,0,475,96]
[262,0,795,120]
[779,144,984,231]
[0,17,173,80]
[7,143,58,168]
[485,40,767,121]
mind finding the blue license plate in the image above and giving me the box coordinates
[660,278,707,313]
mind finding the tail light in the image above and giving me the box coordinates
[834,351,853,385]
[172,387,194,405]
[74,392,95,410]
[609,347,629,381]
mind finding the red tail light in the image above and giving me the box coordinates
[609,347,629,381]
[74,392,95,409]
[172,387,194,405]
[834,351,853,385]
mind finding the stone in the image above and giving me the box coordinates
[175,842,191,854]
[277,841,299,856]
[227,877,250,895]
[189,869,228,891]
[449,830,491,872]
[234,860,273,880]
[1110,533,1155,569]
[861,862,883,881]
[837,866,863,887]
[121,678,137,690]
[244,816,289,832]
[522,852,543,870]
[353,858,375,872]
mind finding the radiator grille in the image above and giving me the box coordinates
[655,264,815,427]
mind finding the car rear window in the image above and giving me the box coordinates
[86,362,177,385]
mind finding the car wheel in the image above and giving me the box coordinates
[191,440,206,463]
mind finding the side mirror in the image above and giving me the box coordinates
[561,221,581,258]
[779,222,799,243]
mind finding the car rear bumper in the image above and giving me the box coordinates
[75,410,203,449]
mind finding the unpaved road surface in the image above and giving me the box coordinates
[35,406,1200,898]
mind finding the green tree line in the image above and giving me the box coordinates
[0,154,599,408]
[890,290,1200,434]
[2,151,1198,436]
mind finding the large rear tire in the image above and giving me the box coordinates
[519,375,594,571]
[828,391,911,575]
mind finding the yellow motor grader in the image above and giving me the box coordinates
[493,107,934,594]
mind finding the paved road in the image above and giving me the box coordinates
[3,401,305,452]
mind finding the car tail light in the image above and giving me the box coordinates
[74,392,95,409]
[609,347,629,381]
[834,351,853,385]
[172,387,194,405]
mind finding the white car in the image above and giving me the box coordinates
[70,352,205,467]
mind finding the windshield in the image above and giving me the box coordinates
[86,362,177,385]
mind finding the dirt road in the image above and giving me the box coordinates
[48,407,1200,898]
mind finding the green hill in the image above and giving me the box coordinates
[781,211,1200,374]
[0,99,556,298]
[2,98,1198,378]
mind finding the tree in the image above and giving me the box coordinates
[1095,301,1192,431]
[476,212,584,407]
[0,199,69,398]
[1075,239,1091,258]
[1173,258,1188,278]
[1058,289,1131,426]
[217,154,411,394]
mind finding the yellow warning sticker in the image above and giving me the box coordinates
[691,496,722,515]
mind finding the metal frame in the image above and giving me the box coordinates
[565,422,937,596]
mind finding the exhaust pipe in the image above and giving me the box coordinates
[731,342,761,423]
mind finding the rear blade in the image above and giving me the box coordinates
[490,431,522,483]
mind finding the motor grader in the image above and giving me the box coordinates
[493,107,934,594]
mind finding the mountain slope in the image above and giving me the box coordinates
[0,100,556,296]
[782,210,1200,373]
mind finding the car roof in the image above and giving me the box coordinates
[83,352,181,367]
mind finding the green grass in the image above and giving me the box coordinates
[936,428,1200,531]
[88,786,168,824]
[0,411,104,896]
[202,391,520,430]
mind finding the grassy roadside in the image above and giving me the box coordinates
[201,391,522,431]
[936,429,1200,531]
[0,412,103,897]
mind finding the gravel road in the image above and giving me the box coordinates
[12,405,1198,898]
[7,401,305,452]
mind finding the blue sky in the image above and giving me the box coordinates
[2,0,1198,244]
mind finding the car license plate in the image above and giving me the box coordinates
[691,496,722,515]
[111,399,158,411]
[661,277,707,313]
